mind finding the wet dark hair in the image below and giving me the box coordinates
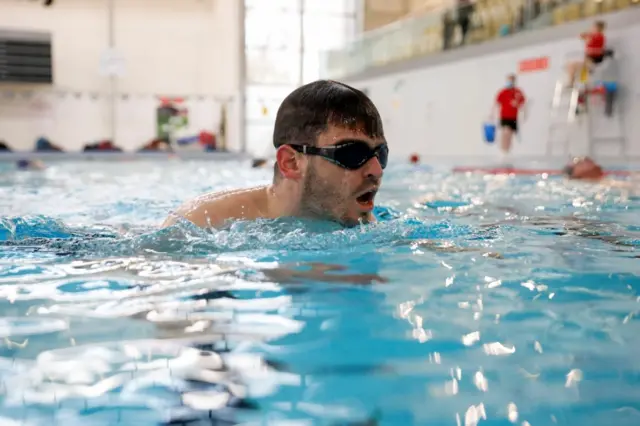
[563,156,584,178]
[563,164,575,177]
[272,80,384,150]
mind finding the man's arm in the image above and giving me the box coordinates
[519,91,528,120]
[161,213,181,228]
[161,201,225,229]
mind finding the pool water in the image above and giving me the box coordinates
[1,159,639,426]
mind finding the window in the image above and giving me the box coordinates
[246,85,293,101]
[246,122,278,157]
[246,48,301,86]
[302,51,322,83]
[246,0,300,13]
[245,10,301,50]
[302,0,357,15]
[242,0,361,154]
[245,85,293,121]
[302,14,356,51]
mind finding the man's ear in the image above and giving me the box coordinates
[276,145,304,180]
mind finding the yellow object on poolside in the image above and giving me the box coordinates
[579,65,589,83]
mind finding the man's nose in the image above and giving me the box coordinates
[363,156,383,180]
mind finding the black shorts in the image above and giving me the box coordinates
[500,119,518,132]
[588,54,605,64]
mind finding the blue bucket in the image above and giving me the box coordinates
[603,81,618,93]
[483,122,496,144]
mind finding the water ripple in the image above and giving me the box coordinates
[0,160,638,425]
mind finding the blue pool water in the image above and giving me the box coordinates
[0,159,640,425]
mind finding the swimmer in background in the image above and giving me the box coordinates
[562,156,604,180]
[16,159,46,171]
[563,156,639,191]
[162,80,388,229]
[251,158,269,168]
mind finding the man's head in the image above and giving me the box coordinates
[507,74,517,88]
[272,80,386,227]
[594,20,606,33]
[563,156,604,180]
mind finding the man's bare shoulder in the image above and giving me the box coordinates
[161,186,269,229]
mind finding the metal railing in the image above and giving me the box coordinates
[320,0,637,79]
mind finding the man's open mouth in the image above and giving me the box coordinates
[356,190,377,205]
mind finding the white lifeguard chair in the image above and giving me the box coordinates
[546,47,625,158]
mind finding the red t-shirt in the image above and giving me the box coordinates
[496,88,525,120]
[585,32,605,57]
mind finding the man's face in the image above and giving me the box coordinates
[299,125,385,227]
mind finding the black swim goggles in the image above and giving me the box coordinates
[287,140,388,170]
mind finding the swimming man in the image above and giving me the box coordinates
[563,156,639,191]
[162,80,388,229]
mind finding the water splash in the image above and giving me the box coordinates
[0,211,487,262]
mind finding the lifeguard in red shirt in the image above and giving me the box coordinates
[494,74,526,158]
[567,20,607,86]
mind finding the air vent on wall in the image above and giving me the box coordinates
[0,29,53,84]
